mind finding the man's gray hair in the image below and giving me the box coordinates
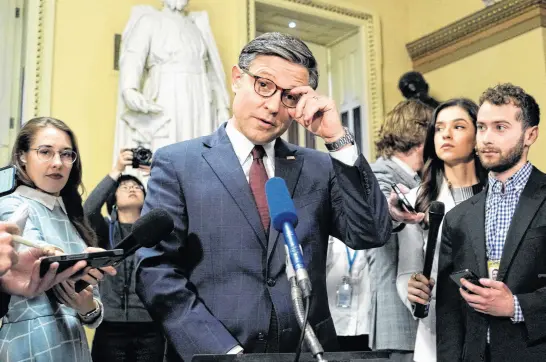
[238,32,319,90]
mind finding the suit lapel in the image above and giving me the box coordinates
[468,191,488,277]
[498,169,546,280]
[267,139,303,266]
[202,126,267,249]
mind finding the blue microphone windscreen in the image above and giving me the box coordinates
[265,177,298,231]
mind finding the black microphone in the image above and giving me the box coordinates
[413,201,445,319]
[74,208,174,292]
[111,208,174,256]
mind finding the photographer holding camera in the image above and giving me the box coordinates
[130,146,153,169]
[84,148,164,362]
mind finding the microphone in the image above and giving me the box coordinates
[413,201,445,318]
[75,208,174,292]
[111,208,174,257]
[265,177,312,298]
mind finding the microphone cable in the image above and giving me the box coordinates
[294,295,311,362]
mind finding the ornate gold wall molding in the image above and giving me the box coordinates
[283,0,372,20]
[247,0,384,155]
[407,0,546,72]
[22,0,55,121]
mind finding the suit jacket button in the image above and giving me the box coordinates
[267,278,276,287]
[257,332,266,341]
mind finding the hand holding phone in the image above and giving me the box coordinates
[39,249,124,278]
[391,183,416,213]
[450,269,483,293]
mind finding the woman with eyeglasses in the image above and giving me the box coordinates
[84,148,164,362]
[0,117,116,361]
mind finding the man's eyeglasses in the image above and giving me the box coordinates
[118,185,144,192]
[29,146,77,165]
[242,69,301,108]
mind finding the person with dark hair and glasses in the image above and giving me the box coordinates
[0,117,116,361]
[395,98,487,362]
[437,84,546,362]
[84,148,164,362]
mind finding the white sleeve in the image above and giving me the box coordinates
[329,145,358,166]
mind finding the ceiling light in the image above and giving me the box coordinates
[288,21,296,28]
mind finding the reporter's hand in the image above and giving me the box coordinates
[138,165,151,176]
[52,280,96,315]
[72,247,117,286]
[408,273,435,305]
[0,223,19,276]
[84,247,117,277]
[460,278,515,317]
[111,148,134,177]
[388,184,425,224]
[0,247,87,298]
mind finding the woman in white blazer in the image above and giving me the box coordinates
[396,99,487,362]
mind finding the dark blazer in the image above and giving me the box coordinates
[135,124,392,361]
[437,167,546,362]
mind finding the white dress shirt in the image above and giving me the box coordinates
[396,181,454,362]
[224,120,359,354]
[326,237,371,336]
[225,120,359,176]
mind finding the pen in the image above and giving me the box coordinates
[11,235,44,249]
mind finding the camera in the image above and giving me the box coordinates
[131,146,153,168]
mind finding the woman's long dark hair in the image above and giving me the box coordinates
[11,117,97,246]
[415,98,487,216]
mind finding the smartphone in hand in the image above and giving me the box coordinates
[450,269,483,293]
[0,165,16,197]
[391,184,416,213]
[39,249,124,277]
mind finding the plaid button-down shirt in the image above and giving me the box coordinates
[485,161,532,327]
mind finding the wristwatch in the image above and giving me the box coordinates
[325,127,355,151]
[79,300,101,323]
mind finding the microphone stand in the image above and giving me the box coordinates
[286,252,325,361]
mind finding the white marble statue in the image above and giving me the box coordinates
[113,0,230,165]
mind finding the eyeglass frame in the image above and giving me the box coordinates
[118,184,145,192]
[241,68,301,108]
[28,146,78,165]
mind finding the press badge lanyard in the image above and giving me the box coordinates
[485,199,502,281]
[345,247,358,276]
[486,244,501,281]
[108,221,116,249]
[337,247,358,308]
[109,220,133,317]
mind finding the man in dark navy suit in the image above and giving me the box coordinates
[136,32,392,361]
